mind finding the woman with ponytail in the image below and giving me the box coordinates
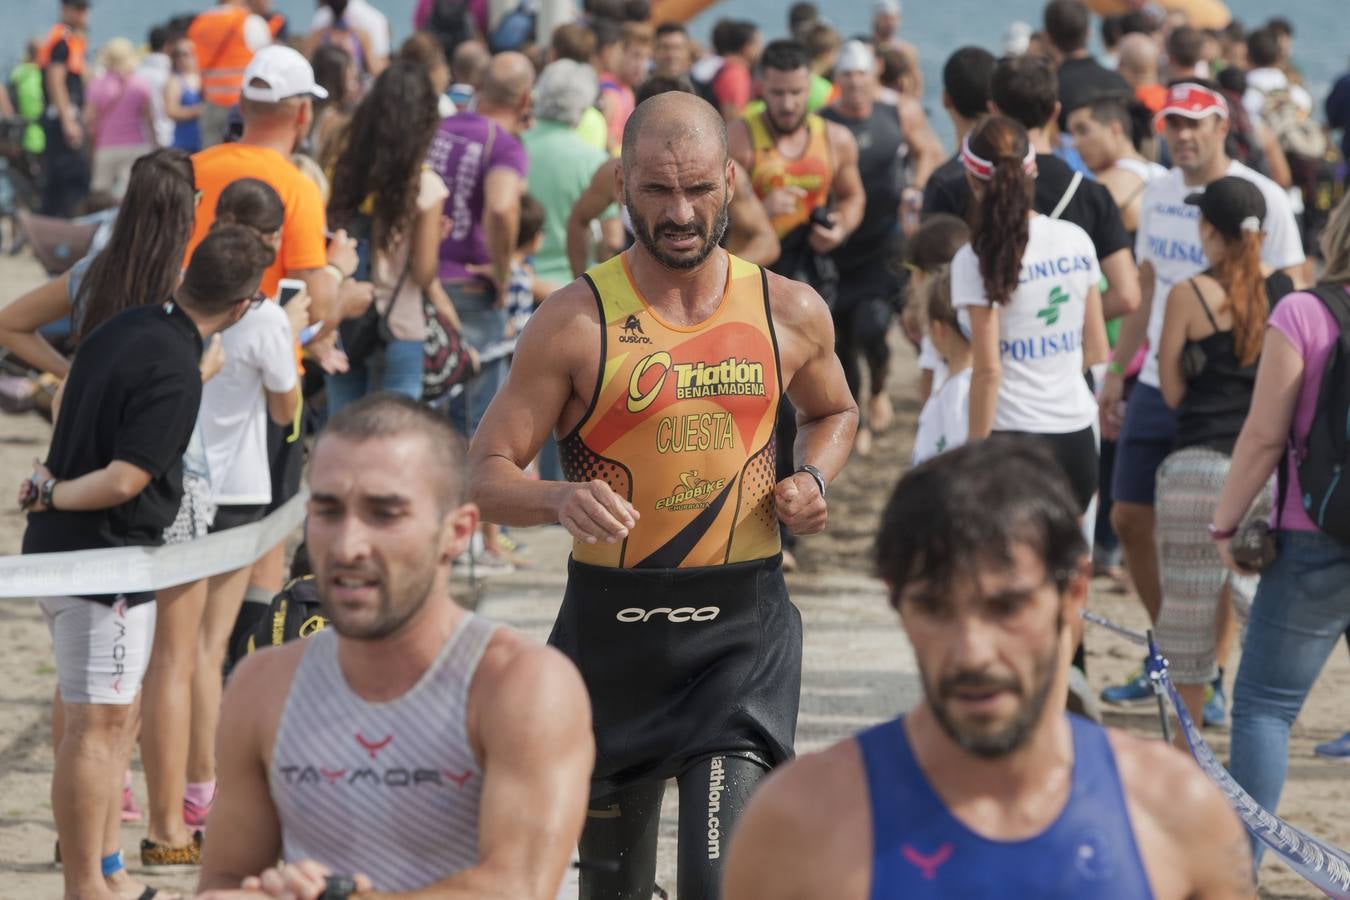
[951,115,1108,512]
[1154,175,1294,738]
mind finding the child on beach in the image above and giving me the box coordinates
[912,267,971,465]
[505,194,546,338]
[900,213,970,406]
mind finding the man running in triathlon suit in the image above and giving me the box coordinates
[724,440,1255,900]
[469,92,859,900]
[1097,82,1303,708]
[197,395,593,899]
[820,39,943,453]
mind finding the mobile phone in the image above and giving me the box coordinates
[277,278,306,307]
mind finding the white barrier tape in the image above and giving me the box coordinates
[1086,610,1350,896]
[0,490,308,598]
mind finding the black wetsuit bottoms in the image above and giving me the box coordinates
[549,554,802,900]
[832,258,899,412]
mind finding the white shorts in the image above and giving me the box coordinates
[40,596,156,705]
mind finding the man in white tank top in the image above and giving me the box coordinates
[196,394,593,898]
[1066,95,1168,235]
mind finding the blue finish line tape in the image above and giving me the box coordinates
[1085,611,1350,898]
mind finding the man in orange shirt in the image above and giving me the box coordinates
[37,0,91,216]
[188,0,275,147]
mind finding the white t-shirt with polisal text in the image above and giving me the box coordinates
[200,301,297,505]
[913,367,972,466]
[952,215,1100,434]
[1134,160,1304,388]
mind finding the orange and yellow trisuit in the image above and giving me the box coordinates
[560,252,783,569]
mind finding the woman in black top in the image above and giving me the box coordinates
[1154,176,1292,735]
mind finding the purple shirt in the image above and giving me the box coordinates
[88,73,152,148]
[1268,288,1346,532]
[428,113,528,281]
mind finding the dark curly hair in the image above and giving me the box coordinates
[967,116,1034,307]
[327,61,440,257]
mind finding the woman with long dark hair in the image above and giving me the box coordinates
[0,148,197,371]
[325,60,447,413]
[951,115,1108,512]
[1153,177,1293,735]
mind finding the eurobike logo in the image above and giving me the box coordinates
[655,469,727,511]
[615,606,721,623]
[1037,285,1070,326]
[619,314,652,345]
[627,352,767,413]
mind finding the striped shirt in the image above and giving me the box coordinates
[270,613,497,891]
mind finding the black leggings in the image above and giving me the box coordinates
[992,427,1099,514]
[579,753,769,900]
[833,293,893,410]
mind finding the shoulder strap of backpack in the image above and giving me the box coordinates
[1049,171,1082,220]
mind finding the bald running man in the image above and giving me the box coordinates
[470,92,859,899]
[197,394,593,899]
[724,440,1254,900]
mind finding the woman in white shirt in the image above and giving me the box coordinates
[951,116,1109,512]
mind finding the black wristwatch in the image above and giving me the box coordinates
[796,464,826,499]
[40,478,58,510]
[318,876,357,900]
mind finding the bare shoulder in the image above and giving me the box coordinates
[472,625,590,729]
[764,268,830,332]
[516,279,602,360]
[1110,730,1219,816]
[726,738,871,900]
[825,119,859,155]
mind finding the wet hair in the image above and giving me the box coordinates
[943,46,996,120]
[1246,27,1280,69]
[328,61,441,256]
[622,92,728,176]
[875,438,1087,606]
[906,213,970,272]
[319,392,467,511]
[924,267,963,338]
[967,116,1035,306]
[711,20,758,57]
[517,194,546,249]
[1043,0,1090,54]
[1165,25,1204,70]
[215,177,285,235]
[760,39,809,74]
[990,54,1057,131]
[551,22,597,63]
[75,148,196,342]
[636,73,695,104]
[180,224,277,315]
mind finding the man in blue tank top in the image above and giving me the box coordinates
[724,439,1254,899]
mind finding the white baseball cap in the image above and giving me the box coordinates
[836,41,877,74]
[241,45,329,103]
[874,0,901,15]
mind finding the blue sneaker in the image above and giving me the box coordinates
[1202,680,1227,729]
[1100,666,1154,706]
[1314,731,1350,760]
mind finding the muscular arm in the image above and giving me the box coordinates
[469,284,595,526]
[725,160,779,267]
[483,167,524,306]
[770,272,859,487]
[896,96,944,190]
[0,271,75,377]
[1099,247,1142,320]
[359,646,594,900]
[566,159,618,278]
[196,650,291,892]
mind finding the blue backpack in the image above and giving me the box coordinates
[489,0,535,53]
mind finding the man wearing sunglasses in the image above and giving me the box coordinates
[18,223,276,900]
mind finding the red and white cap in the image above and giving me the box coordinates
[1157,82,1229,122]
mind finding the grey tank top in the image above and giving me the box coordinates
[270,613,497,891]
